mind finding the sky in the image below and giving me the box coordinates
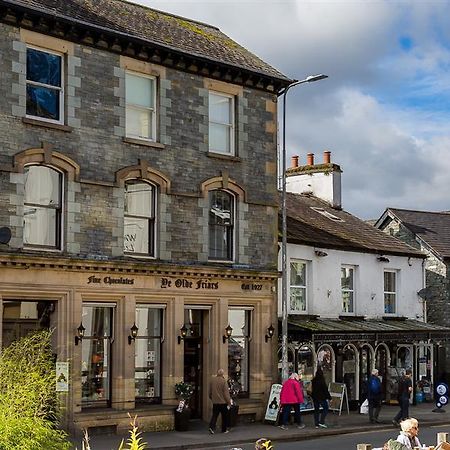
[138,0,450,219]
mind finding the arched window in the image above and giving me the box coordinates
[124,180,156,257]
[208,190,234,261]
[23,165,63,249]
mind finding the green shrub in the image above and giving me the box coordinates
[0,330,70,450]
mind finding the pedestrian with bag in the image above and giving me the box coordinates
[393,369,412,426]
[368,368,382,424]
[311,366,331,428]
[279,373,305,430]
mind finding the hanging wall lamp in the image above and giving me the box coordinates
[178,324,188,344]
[265,324,275,343]
[223,324,233,343]
[128,323,139,345]
[75,322,85,346]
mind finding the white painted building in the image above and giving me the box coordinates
[278,152,450,408]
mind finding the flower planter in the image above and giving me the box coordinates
[174,407,191,432]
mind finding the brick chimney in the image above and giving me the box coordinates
[286,150,342,209]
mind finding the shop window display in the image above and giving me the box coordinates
[81,305,113,408]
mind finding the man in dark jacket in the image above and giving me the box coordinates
[208,369,232,434]
[367,368,382,423]
[393,369,412,426]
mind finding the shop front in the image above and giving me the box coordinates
[283,316,450,410]
[0,255,278,433]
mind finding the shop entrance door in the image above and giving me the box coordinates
[184,337,203,418]
[183,309,204,419]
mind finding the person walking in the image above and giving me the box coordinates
[208,368,232,434]
[393,369,412,426]
[279,373,305,430]
[367,368,383,424]
[311,366,331,428]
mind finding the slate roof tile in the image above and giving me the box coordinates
[283,193,424,257]
[5,0,289,82]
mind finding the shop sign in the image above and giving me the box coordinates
[56,362,69,392]
[241,283,263,291]
[160,277,219,290]
[264,383,282,422]
[87,275,134,285]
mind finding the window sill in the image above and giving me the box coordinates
[123,137,165,149]
[22,117,73,132]
[207,152,241,162]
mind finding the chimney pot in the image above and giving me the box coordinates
[324,151,331,164]
[307,153,314,166]
[291,155,299,168]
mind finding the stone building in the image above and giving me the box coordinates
[278,153,450,408]
[376,208,450,379]
[0,0,290,433]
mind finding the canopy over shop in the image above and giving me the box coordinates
[279,317,450,408]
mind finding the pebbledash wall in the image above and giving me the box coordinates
[0,19,282,432]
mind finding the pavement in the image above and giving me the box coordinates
[73,402,450,450]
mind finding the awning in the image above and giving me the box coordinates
[286,316,450,343]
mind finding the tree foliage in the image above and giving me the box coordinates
[0,330,70,450]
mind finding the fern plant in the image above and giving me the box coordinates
[118,415,147,450]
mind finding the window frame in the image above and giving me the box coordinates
[125,71,157,142]
[227,307,251,398]
[23,164,64,251]
[133,305,163,405]
[25,45,64,125]
[208,90,235,156]
[289,260,308,313]
[341,265,355,314]
[383,269,397,314]
[123,179,157,258]
[208,189,235,262]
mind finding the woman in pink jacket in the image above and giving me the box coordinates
[279,373,305,430]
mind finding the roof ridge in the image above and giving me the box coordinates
[389,207,450,216]
[113,0,220,31]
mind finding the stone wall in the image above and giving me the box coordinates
[0,22,279,270]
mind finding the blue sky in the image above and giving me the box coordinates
[139,0,450,219]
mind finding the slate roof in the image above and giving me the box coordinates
[283,193,424,258]
[383,208,450,259]
[2,0,290,87]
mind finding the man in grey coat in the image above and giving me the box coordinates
[208,368,232,434]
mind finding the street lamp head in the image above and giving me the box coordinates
[305,74,328,83]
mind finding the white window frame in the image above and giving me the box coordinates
[208,91,235,155]
[289,260,308,313]
[341,265,355,314]
[26,45,64,125]
[23,164,64,251]
[125,71,157,141]
[123,180,157,258]
[383,269,397,314]
[208,189,235,262]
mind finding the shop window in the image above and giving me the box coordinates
[81,305,114,408]
[134,306,162,404]
[290,260,307,312]
[26,47,63,123]
[341,266,355,313]
[125,72,157,141]
[384,270,397,314]
[23,165,63,249]
[124,180,156,257]
[342,345,357,402]
[208,190,234,261]
[209,91,235,155]
[228,309,250,397]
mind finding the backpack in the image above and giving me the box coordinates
[370,376,381,395]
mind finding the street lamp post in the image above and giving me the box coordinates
[279,74,328,382]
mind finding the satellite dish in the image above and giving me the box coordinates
[417,287,433,300]
[0,227,11,244]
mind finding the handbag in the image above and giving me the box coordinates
[359,398,369,414]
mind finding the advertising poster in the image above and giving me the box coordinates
[264,383,282,422]
[56,362,69,392]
